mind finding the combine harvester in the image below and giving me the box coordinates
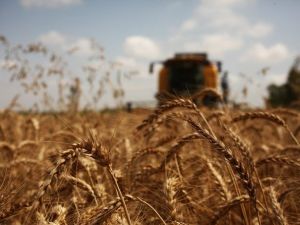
[126,52,224,111]
[149,52,224,106]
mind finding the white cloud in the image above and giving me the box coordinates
[168,0,274,61]
[20,0,82,8]
[195,0,249,29]
[247,23,273,38]
[123,36,161,60]
[38,31,97,57]
[201,34,243,54]
[184,33,243,57]
[38,31,66,46]
[241,43,289,63]
[183,0,270,38]
[180,19,197,31]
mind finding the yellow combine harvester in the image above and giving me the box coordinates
[149,53,222,105]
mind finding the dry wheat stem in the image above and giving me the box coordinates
[210,195,250,225]
[107,165,132,225]
[126,194,167,225]
[269,187,288,225]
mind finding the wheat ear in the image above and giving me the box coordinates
[231,112,299,145]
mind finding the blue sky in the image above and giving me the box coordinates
[0,0,299,109]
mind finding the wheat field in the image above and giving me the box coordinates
[1,99,300,225]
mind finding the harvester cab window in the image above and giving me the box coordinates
[168,62,204,96]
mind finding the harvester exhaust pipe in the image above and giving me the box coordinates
[149,62,154,74]
[149,61,163,74]
[217,61,222,73]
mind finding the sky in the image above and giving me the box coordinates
[0,0,299,109]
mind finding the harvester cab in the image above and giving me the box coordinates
[149,53,222,106]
